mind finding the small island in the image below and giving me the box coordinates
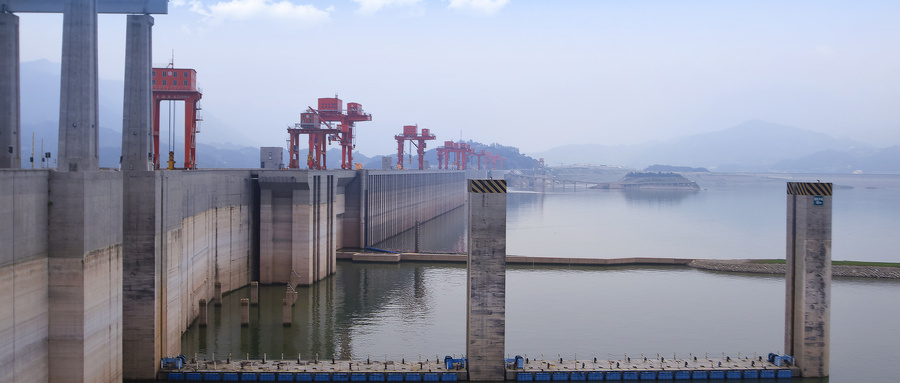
[591,172,701,190]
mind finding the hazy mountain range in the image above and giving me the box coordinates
[18,60,900,173]
[530,120,900,173]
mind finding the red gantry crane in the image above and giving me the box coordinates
[152,65,202,169]
[287,96,372,169]
[394,125,436,170]
[436,141,475,170]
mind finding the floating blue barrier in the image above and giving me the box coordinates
[656,371,673,380]
[586,372,604,381]
[690,371,707,380]
[759,370,776,379]
[726,370,742,379]
[709,371,725,379]
[369,374,385,382]
[605,371,622,381]
[386,373,404,382]
[206,373,223,382]
[673,371,690,380]
[552,372,568,381]
[314,373,331,382]
[423,373,440,382]
[242,373,259,382]
[639,371,655,380]
[534,372,552,381]
[278,374,296,382]
[351,373,367,382]
[776,370,792,379]
[743,370,759,379]
[168,373,185,381]
[223,373,240,382]
[622,371,638,381]
[517,373,534,381]
[440,373,457,382]
[260,373,276,382]
[333,373,349,382]
[296,373,313,381]
[569,372,586,381]
[185,372,203,381]
[404,373,421,382]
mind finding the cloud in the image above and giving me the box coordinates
[445,0,509,16]
[184,0,333,25]
[352,0,423,15]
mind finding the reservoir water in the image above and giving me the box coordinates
[182,173,900,382]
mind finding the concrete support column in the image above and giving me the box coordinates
[48,171,124,383]
[214,281,223,306]
[121,14,153,171]
[250,281,259,305]
[198,299,208,326]
[121,13,158,381]
[785,182,832,378]
[240,298,250,326]
[0,12,20,169]
[466,179,507,381]
[58,0,100,172]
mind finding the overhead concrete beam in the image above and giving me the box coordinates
[0,0,167,14]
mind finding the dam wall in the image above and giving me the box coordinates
[361,170,466,248]
[0,168,468,381]
[0,170,50,382]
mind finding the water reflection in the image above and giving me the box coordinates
[621,189,699,205]
[183,262,899,382]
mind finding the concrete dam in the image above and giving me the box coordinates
[1,168,467,381]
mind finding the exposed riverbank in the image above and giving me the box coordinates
[688,259,900,279]
[340,251,900,279]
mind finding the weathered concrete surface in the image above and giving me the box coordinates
[259,171,353,286]
[466,180,507,381]
[48,170,124,382]
[121,14,153,172]
[159,171,254,357]
[0,170,50,382]
[785,182,831,378]
[122,171,161,380]
[361,171,466,248]
[57,0,100,172]
[0,13,20,169]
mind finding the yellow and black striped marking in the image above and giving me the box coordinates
[787,182,832,196]
[469,179,507,193]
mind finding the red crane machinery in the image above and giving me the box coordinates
[473,150,487,170]
[394,125,436,170]
[436,141,474,170]
[486,152,505,170]
[287,111,338,169]
[152,66,202,169]
[287,96,372,170]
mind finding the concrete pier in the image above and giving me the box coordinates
[785,182,832,378]
[215,281,223,306]
[198,299,208,326]
[250,281,259,305]
[240,298,250,326]
[466,179,507,381]
[0,12,19,169]
[57,0,100,172]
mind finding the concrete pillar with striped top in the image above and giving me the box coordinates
[466,179,507,381]
[785,182,832,378]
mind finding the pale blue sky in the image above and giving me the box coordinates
[16,0,900,156]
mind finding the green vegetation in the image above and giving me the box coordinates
[751,259,900,268]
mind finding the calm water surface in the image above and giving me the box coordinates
[182,174,900,382]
